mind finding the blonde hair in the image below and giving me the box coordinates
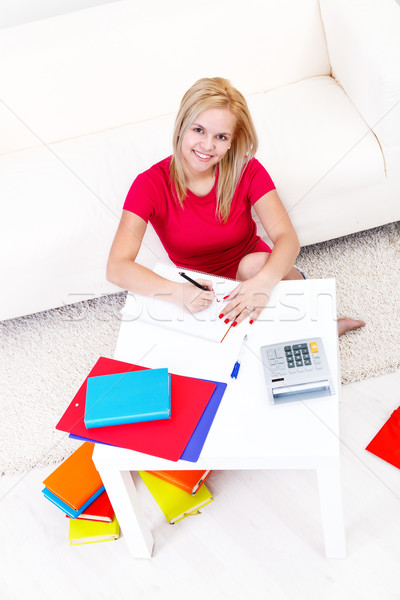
[170,77,258,222]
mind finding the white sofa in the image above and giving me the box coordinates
[1,0,399,321]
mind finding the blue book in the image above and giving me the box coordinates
[42,485,105,519]
[84,368,171,429]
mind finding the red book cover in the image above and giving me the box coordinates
[147,470,212,495]
[66,490,114,522]
[366,406,400,469]
[56,357,216,462]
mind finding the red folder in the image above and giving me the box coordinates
[365,406,400,469]
[56,357,216,462]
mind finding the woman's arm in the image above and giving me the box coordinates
[252,189,300,285]
[221,190,300,324]
[106,210,214,312]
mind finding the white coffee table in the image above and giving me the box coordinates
[93,278,346,559]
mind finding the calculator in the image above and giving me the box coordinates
[260,337,334,405]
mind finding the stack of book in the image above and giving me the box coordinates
[42,442,120,545]
[139,469,213,524]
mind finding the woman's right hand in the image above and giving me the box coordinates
[177,279,215,313]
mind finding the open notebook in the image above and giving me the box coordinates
[120,263,240,343]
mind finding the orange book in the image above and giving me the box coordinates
[43,442,103,510]
[147,470,211,495]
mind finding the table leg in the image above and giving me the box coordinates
[317,459,346,559]
[98,468,154,559]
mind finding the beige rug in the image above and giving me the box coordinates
[1,222,399,475]
[296,221,400,383]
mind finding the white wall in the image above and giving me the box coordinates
[0,0,121,29]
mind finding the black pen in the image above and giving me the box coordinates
[179,271,210,291]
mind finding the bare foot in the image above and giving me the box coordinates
[338,318,366,337]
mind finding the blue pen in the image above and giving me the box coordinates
[230,334,248,379]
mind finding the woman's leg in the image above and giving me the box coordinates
[236,252,304,281]
[236,252,365,336]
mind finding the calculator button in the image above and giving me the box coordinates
[287,363,296,369]
[284,346,291,352]
[304,359,311,366]
[275,348,285,359]
[267,350,275,359]
[309,341,319,353]
[313,357,321,364]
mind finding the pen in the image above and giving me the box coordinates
[230,334,248,379]
[179,271,210,291]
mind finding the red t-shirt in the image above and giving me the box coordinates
[123,156,275,278]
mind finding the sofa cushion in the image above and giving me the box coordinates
[0,0,330,154]
[320,0,400,149]
[247,76,386,244]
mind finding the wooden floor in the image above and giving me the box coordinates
[1,370,400,600]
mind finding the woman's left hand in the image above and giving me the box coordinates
[219,275,273,326]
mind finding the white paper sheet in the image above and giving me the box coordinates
[120,263,242,343]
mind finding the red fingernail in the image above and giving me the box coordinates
[224,318,230,324]
[232,321,237,327]
[223,295,229,300]
[249,319,254,324]
[219,313,224,319]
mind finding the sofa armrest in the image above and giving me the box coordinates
[320,0,400,147]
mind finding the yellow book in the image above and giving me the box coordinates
[139,471,213,524]
[68,514,120,545]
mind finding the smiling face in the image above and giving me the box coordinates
[180,107,236,181]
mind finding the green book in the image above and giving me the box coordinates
[68,514,120,545]
[139,471,213,524]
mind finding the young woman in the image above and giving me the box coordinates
[107,77,364,336]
